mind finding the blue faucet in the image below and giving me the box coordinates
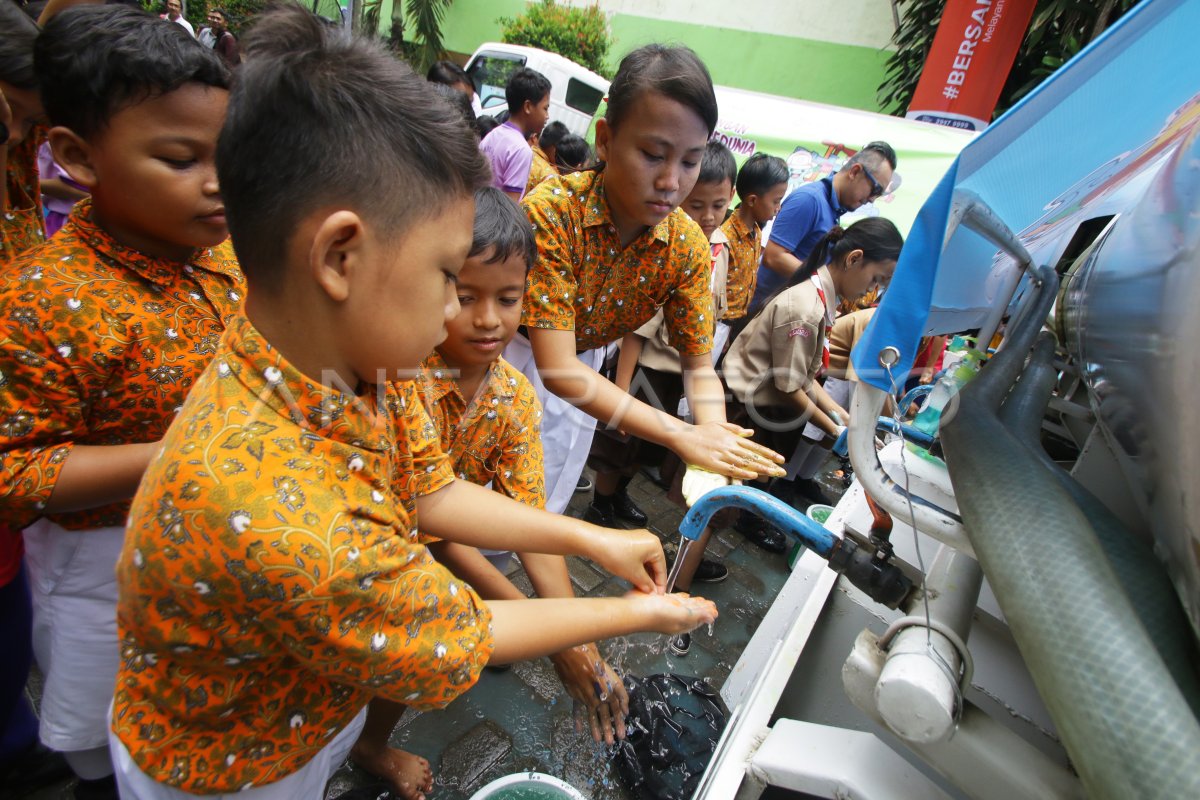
[677,484,912,608]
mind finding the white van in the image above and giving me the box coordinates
[464,43,609,136]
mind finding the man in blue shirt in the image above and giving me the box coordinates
[749,141,897,312]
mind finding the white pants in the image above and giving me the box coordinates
[504,334,607,514]
[23,518,124,752]
[110,706,368,799]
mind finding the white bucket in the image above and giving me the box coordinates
[468,771,586,800]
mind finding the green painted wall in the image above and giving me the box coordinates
[384,0,890,113]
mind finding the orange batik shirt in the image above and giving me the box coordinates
[0,200,243,531]
[719,210,762,320]
[1,130,46,262]
[525,143,558,196]
[416,351,544,508]
[521,170,714,355]
[112,315,494,793]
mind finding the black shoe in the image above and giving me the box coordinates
[73,775,119,800]
[0,742,72,798]
[793,477,833,506]
[741,522,787,554]
[668,632,690,656]
[611,490,648,526]
[693,559,728,583]
[583,502,618,528]
[575,476,594,493]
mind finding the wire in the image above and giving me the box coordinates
[883,361,965,731]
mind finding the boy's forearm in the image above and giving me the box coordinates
[519,552,575,600]
[39,178,88,203]
[418,480,592,558]
[488,597,655,664]
[44,441,161,513]
[428,541,528,601]
[613,334,644,393]
[680,358,727,426]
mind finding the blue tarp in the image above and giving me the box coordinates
[852,0,1200,392]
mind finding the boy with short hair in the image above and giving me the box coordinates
[352,189,632,788]
[0,7,234,795]
[721,152,789,321]
[480,66,550,201]
[110,9,714,798]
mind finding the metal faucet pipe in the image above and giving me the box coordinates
[679,485,912,608]
[940,285,1200,797]
[946,191,1036,350]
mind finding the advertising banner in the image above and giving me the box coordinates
[905,0,1037,131]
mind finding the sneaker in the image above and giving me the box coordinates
[583,501,618,528]
[692,559,728,583]
[575,476,594,493]
[612,490,648,526]
[668,632,691,656]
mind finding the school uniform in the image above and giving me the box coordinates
[415,352,544,570]
[588,229,731,475]
[0,201,243,756]
[110,315,493,796]
[722,266,838,468]
[719,210,761,320]
[511,170,713,513]
[1,129,46,262]
[525,144,558,197]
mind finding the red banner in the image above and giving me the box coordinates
[906,0,1037,131]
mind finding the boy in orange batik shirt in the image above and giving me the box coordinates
[110,10,716,800]
[0,9,235,796]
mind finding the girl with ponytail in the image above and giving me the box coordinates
[722,217,901,548]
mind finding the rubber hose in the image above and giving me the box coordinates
[998,333,1200,713]
[941,273,1200,798]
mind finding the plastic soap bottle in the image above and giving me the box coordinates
[913,339,984,436]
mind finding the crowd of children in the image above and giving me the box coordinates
[0,3,901,798]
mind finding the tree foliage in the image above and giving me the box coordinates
[879,0,1139,121]
[498,0,611,78]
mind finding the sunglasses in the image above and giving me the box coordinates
[860,164,887,200]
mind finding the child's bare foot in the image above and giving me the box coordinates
[627,590,718,634]
[350,741,433,800]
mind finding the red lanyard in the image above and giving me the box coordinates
[811,275,833,373]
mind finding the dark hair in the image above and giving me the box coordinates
[697,140,736,187]
[34,6,229,138]
[748,217,903,324]
[432,82,477,138]
[735,152,788,200]
[427,59,470,89]
[537,120,569,151]
[506,67,550,115]
[217,5,490,291]
[0,1,40,89]
[606,44,716,135]
[554,134,591,172]
[845,140,897,172]
[476,114,501,139]
[468,187,536,270]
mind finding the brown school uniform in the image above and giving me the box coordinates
[721,267,837,453]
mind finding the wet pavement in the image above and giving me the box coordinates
[22,464,843,799]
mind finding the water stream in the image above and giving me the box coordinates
[664,536,696,594]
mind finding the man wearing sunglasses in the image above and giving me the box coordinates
[750,140,897,314]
